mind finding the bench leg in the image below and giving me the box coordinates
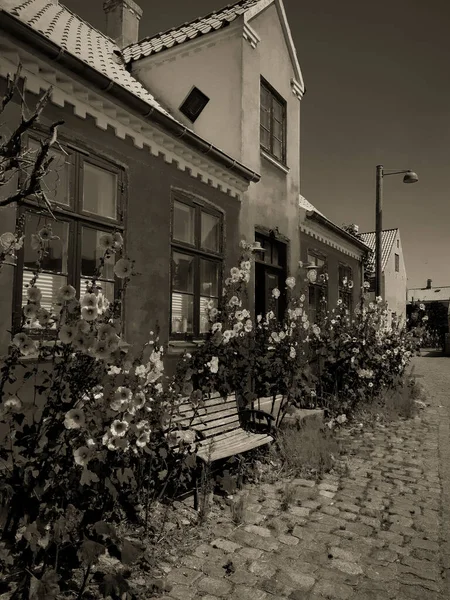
[193,470,199,511]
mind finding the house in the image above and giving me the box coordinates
[299,196,369,322]
[359,228,407,323]
[407,279,450,350]
[0,0,260,361]
[122,0,305,318]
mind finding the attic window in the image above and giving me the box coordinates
[179,87,209,123]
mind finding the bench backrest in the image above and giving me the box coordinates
[174,392,242,440]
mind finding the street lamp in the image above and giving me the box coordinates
[375,165,418,298]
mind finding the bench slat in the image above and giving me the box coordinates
[194,418,241,438]
[176,394,236,413]
[174,404,238,427]
[198,434,272,462]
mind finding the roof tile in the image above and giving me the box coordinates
[122,0,263,63]
[358,229,398,272]
[2,0,176,121]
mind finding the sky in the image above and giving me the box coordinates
[63,0,450,289]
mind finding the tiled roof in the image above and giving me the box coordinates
[298,194,325,217]
[123,0,262,63]
[359,229,398,272]
[1,0,174,120]
[408,287,450,303]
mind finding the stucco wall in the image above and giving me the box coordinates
[299,231,363,311]
[0,80,242,359]
[383,232,407,321]
[132,24,244,162]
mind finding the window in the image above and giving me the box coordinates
[179,87,210,123]
[397,239,399,248]
[254,232,287,321]
[338,263,353,313]
[395,253,400,272]
[16,133,124,332]
[307,251,328,323]
[260,78,286,163]
[171,196,222,338]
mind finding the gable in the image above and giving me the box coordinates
[245,0,304,94]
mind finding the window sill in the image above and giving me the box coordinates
[261,149,290,174]
[167,339,205,355]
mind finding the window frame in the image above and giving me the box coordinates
[260,77,287,165]
[338,262,353,314]
[170,193,224,340]
[254,232,288,321]
[13,130,125,334]
[394,253,400,272]
[307,250,328,323]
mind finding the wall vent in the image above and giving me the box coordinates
[179,87,210,123]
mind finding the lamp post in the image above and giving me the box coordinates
[375,166,418,299]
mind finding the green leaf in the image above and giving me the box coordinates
[77,538,106,566]
[121,538,146,565]
[80,468,99,486]
[93,520,118,541]
[100,573,130,598]
[29,570,60,600]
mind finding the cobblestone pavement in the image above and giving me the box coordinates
[161,354,450,599]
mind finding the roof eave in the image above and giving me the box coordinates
[0,11,260,185]
[306,211,371,253]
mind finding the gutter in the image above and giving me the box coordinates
[305,210,371,253]
[0,11,261,184]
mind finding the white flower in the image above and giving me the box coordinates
[375,296,382,304]
[289,346,296,359]
[73,446,92,466]
[23,304,38,320]
[27,286,42,303]
[368,382,374,388]
[312,324,321,336]
[4,396,23,413]
[81,293,98,308]
[272,288,281,299]
[285,277,296,289]
[37,308,52,327]
[235,310,244,321]
[240,260,251,271]
[38,226,52,241]
[270,332,280,343]
[207,356,219,374]
[244,319,253,333]
[136,431,151,447]
[115,386,132,403]
[348,281,354,289]
[99,233,115,250]
[228,296,240,308]
[81,306,98,321]
[336,414,347,424]
[114,258,133,279]
[20,337,37,356]
[56,284,76,303]
[419,303,425,311]
[113,231,124,250]
[212,322,222,333]
[303,321,310,330]
[64,409,85,430]
[111,420,129,437]
[72,333,93,352]
[0,232,16,249]
[423,315,429,321]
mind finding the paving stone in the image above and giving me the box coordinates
[279,567,316,590]
[197,577,233,597]
[328,546,360,563]
[248,560,277,578]
[231,529,279,552]
[292,478,316,488]
[409,537,440,552]
[230,585,267,600]
[166,585,198,600]
[228,569,258,586]
[312,579,355,599]
[166,568,203,586]
[330,559,364,576]
[278,533,300,545]
[211,538,241,553]
[244,524,273,538]
[289,505,311,517]
[236,546,263,561]
[319,489,335,499]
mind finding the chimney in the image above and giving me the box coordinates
[426,278,432,289]
[103,0,143,48]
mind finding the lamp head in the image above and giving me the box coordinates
[403,170,419,184]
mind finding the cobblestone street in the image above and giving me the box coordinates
[160,353,450,599]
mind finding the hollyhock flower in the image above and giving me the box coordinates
[111,420,129,437]
[337,299,343,306]
[12,332,28,348]
[272,288,281,299]
[72,333,93,352]
[209,307,218,319]
[212,322,222,333]
[348,281,354,289]
[64,409,85,429]
[289,346,296,359]
[136,431,151,447]
[230,267,240,279]
[114,258,133,279]
[286,277,296,289]
[56,284,76,302]
[336,414,347,424]
[375,296,382,304]
[99,233,115,250]
[20,337,37,356]
[75,319,90,334]
[240,260,251,271]
[4,396,23,413]
[222,330,233,343]
[300,294,306,303]
[38,226,52,241]
[244,319,253,333]
[73,446,92,466]
[23,304,38,320]
[27,286,42,303]
[93,340,111,360]
[233,322,243,332]
[113,231,124,249]
[207,356,219,373]
[37,308,51,327]
[303,321,310,330]
[115,386,132,403]
[81,293,98,308]
[229,296,240,307]
[0,232,15,249]
[81,306,98,321]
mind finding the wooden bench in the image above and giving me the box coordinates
[174,392,275,509]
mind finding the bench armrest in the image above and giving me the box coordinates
[240,408,275,434]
